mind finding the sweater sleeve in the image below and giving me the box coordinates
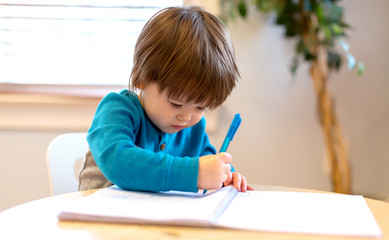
[196,118,217,156]
[87,92,199,193]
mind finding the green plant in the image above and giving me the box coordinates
[220,0,364,76]
[220,0,364,193]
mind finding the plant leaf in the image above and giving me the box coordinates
[347,53,356,70]
[357,62,365,76]
[327,51,342,70]
[329,4,344,22]
[290,56,299,76]
[296,38,305,54]
[304,0,312,12]
[315,4,326,24]
[338,39,350,52]
[331,23,343,35]
[238,0,247,18]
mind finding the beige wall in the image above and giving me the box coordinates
[209,0,389,198]
[0,96,100,211]
[1,0,388,211]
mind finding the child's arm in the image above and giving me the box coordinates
[87,92,200,193]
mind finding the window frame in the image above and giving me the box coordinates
[0,83,125,98]
[0,0,183,97]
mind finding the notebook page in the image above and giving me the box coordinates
[215,191,382,237]
[58,186,236,226]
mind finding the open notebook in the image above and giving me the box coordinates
[58,186,382,237]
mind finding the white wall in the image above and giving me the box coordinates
[1,0,388,211]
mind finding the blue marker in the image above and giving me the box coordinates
[203,113,241,194]
[219,113,241,172]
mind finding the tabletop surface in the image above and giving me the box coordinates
[1,185,388,240]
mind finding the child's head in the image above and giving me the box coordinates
[130,6,239,110]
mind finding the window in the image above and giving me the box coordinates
[0,0,182,94]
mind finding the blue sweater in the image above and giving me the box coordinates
[87,90,217,193]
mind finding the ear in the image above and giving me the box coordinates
[135,82,144,90]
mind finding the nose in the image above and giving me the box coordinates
[177,110,192,122]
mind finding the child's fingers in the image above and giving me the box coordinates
[221,161,231,173]
[217,152,232,164]
[223,171,233,186]
[241,176,247,192]
[233,173,242,191]
[217,152,231,174]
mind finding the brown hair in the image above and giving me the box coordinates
[130,6,239,109]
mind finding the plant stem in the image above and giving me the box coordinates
[300,0,351,194]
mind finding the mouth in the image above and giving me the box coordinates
[171,125,185,131]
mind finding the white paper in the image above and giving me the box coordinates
[59,186,235,226]
[58,186,382,237]
[216,191,382,237]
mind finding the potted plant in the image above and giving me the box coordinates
[220,0,364,194]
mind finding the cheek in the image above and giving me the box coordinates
[153,103,175,121]
[146,102,168,122]
[191,112,205,124]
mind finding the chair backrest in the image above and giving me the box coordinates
[46,132,88,196]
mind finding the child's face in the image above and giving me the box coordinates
[139,82,207,134]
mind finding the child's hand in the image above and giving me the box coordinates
[223,172,255,192]
[198,153,232,190]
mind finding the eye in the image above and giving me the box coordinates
[197,106,207,111]
[170,102,182,109]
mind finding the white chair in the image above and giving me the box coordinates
[46,132,88,196]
